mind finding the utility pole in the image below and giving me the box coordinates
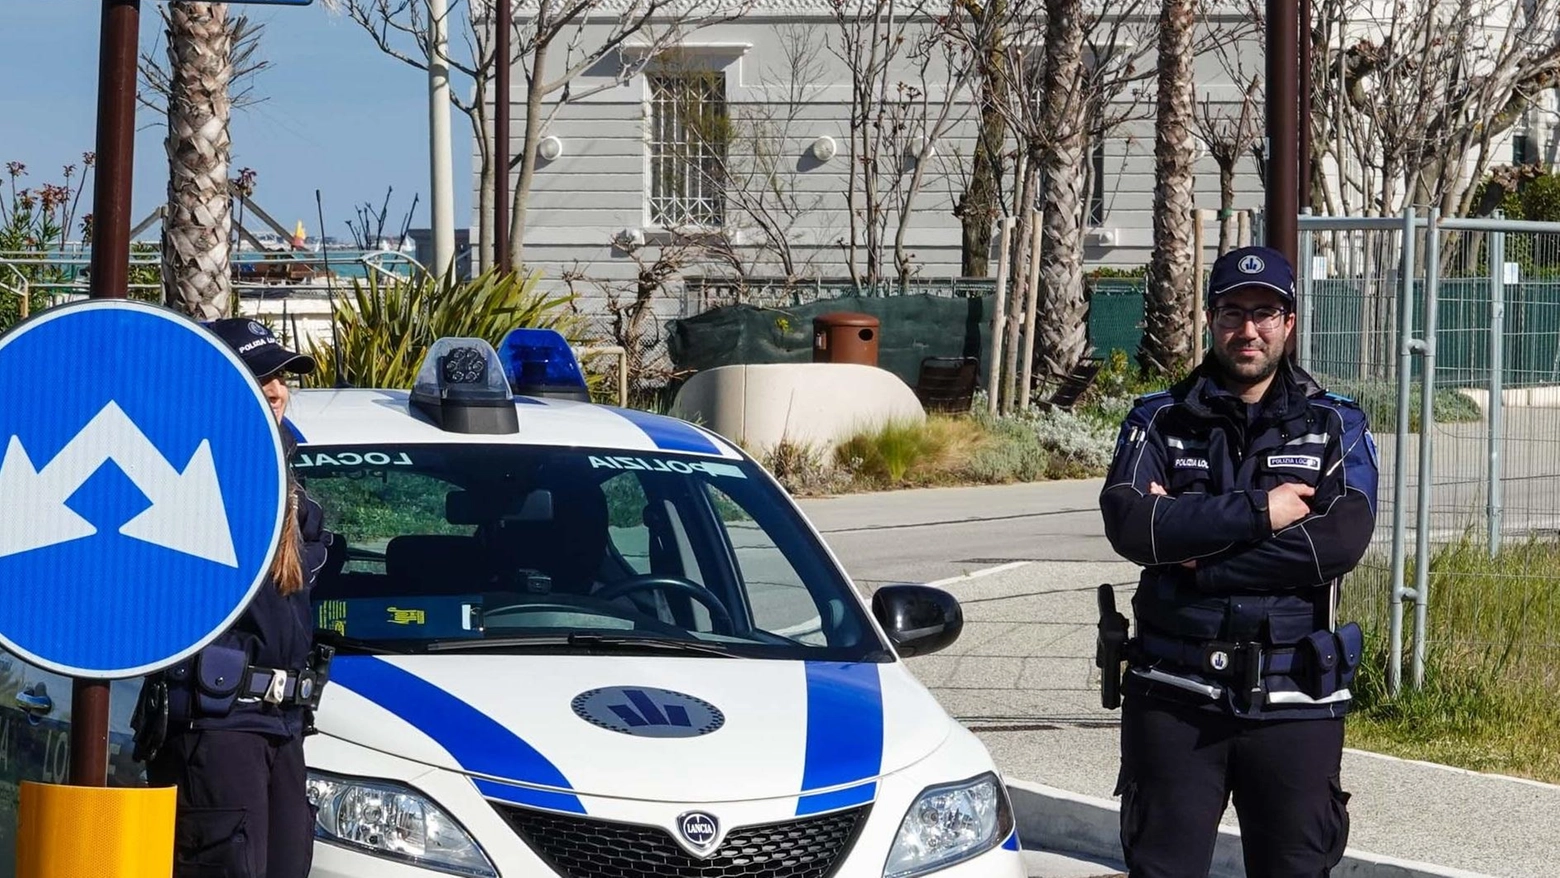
[1299,0,1312,214]
[429,0,456,279]
[1265,0,1299,267]
[77,0,142,789]
[495,0,512,273]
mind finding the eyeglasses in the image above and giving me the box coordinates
[1211,305,1289,331]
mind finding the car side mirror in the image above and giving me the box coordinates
[871,584,963,658]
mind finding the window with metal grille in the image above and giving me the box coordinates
[649,71,728,227]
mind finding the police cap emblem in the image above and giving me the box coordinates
[1237,254,1265,274]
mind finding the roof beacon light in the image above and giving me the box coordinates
[410,337,520,434]
[498,328,590,402]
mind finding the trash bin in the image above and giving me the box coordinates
[812,312,880,366]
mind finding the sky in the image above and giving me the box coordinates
[2,1,474,244]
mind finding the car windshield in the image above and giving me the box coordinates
[297,444,885,662]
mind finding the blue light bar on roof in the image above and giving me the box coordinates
[498,328,590,401]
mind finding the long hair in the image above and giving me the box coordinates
[270,480,305,596]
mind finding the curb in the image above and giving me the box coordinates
[1005,779,1496,878]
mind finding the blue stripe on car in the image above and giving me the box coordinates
[1002,830,1020,851]
[797,662,884,816]
[330,656,586,814]
[473,778,587,814]
[281,416,304,443]
[797,781,877,816]
[608,406,722,455]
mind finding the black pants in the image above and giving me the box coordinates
[147,730,315,878]
[1116,693,1351,878]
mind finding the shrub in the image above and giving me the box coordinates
[304,268,585,390]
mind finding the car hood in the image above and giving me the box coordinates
[316,654,952,808]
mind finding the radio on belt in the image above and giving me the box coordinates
[409,338,519,435]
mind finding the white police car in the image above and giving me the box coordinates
[295,330,1024,878]
[0,329,1024,878]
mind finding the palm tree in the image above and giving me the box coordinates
[163,2,234,320]
[1141,0,1198,375]
[1036,0,1090,381]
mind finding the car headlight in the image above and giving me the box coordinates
[883,771,1015,878]
[307,770,497,878]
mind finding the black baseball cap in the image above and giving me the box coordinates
[207,317,316,379]
[1207,245,1297,307]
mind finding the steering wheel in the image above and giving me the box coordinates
[592,575,735,635]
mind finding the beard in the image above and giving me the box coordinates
[1212,335,1285,384]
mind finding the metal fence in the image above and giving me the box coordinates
[1298,212,1560,693]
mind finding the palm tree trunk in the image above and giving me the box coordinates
[1037,0,1089,381]
[164,2,233,320]
[1142,0,1197,376]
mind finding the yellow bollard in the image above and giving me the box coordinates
[17,782,176,878]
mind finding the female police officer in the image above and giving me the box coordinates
[133,318,333,878]
[1098,246,1378,877]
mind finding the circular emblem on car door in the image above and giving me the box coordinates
[571,686,725,738]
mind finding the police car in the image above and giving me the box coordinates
[266,331,1021,877]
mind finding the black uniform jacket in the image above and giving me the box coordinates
[1099,358,1379,719]
[164,433,331,739]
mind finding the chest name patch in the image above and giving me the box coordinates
[1268,454,1322,471]
[1173,457,1210,470]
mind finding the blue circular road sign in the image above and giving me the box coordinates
[0,300,286,679]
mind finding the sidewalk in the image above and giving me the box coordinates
[903,560,1560,878]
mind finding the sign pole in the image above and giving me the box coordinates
[75,0,142,789]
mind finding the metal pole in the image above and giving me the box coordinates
[495,0,511,273]
[1299,0,1312,213]
[1264,0,1299,266]
[1487,227,1505,555]
[429,0,457,279]
[1388,205,1416,697]
[1412,208,1440,690]
[1192,209,1206,364]
[988,217,1013,416]
[1300,210,1315,371]
[77,0,141,787]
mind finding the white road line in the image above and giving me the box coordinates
[927,561,1032,588]
[1344,747,1560,791]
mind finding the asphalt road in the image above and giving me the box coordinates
[798,480,1560,878]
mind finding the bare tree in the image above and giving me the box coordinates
[1190,11,1261,254]
[337,0,498,271]
[502,0,755,269]
[951,0,1011,278]
[1316,0,1560,218]
[830,0,976,287]
[653,27,835,291]
[1141,0,1199,376]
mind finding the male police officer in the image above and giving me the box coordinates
[1098,245,1378,878]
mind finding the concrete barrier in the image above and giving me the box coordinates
[1006,780,1495,878]
[669,362,925,456]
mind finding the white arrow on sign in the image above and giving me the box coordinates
[0,401,239,567]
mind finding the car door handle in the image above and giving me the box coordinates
[15,689,52,717]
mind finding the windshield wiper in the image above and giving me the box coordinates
[424,633,735,657]
[313,631,411,656]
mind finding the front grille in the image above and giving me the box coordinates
[493,803,870,878]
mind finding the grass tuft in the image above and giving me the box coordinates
[1342,534,1560,782]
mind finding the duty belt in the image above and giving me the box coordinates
[1134,631,1300,700]
[237,666,322,708]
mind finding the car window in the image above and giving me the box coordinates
[314,469,468,574]
[704,484,827,646]
[299,445,881,662]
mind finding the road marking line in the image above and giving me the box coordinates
[927,561,1031,588]
[1344,747,1560,791]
